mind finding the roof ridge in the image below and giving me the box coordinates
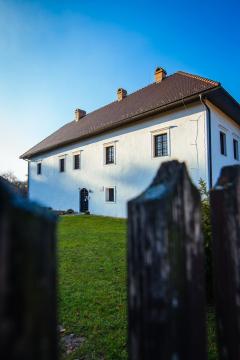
[177,71,220,86]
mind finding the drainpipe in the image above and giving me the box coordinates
[27,160,30,198]
[200,95,213,189]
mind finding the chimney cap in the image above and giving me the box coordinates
[117,88,127,101]
[155,66,167,74]
[155,67,167,83]
[75,108,86,122]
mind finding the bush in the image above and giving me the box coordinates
[66,209,74,214]
[199,179,213,303]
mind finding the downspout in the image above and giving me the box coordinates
[24,159,30,198]
[27,160,30,198]
[200,95,213,189]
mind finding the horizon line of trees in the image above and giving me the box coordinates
[0,171,28,197]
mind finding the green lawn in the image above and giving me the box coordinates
[58,215,218,360]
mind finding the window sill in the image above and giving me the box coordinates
[152,155,170,160]
[104,163,116,166]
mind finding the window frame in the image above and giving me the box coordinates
[73,152,81,170]
[233,138,239,160]
[220,131,227,156]
[151,128,171,159]
[105,187,116,203]
[37,162,42,175]
[103,141,117,165]
[59,157,66,173]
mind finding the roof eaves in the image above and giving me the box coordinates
[21,86,220,160]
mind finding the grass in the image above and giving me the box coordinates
[58,215,218,360]
[58,215,127,360]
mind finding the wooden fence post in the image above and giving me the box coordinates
[128,160,207,360]
[210,165,240,360]
[0,178,58,360]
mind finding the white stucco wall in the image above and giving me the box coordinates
[208,101,240,186]
[28,103,209,217]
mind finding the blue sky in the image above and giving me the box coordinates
[0,0,239,179]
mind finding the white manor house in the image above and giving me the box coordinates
[21,68,240,217]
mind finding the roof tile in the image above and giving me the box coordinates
[21,71,219,159]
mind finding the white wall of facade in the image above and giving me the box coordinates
[208,101,240,186]
[28,103,210,218]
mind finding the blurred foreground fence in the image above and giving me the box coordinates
[1,160,240,360]
[0,178,57,360]
[128,161,240,360]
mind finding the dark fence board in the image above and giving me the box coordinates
[211,165,240,360]
[128,160,207,360]
[0,178,57,360]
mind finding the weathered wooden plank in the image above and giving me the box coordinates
[0,178,58,360]
[210,165,240,360]
[128,160,207,360]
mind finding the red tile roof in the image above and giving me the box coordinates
[21,71,236,159]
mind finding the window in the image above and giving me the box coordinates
[59,158,65,172]
[105,145,114,164]
[37,163,42,175]
[105,187,115,202]
[154,133,168,157]
[220,131,227,156]
[73,154,80,169]
[233,139,239,160]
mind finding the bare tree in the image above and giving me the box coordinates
[0,171,28,197]
[1,171,18,184]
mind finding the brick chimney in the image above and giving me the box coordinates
[117,88,127,101]
[75,108,86,122]
[155,67,167,83]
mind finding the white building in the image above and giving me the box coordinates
[21,68,240,217]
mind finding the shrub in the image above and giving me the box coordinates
[66,209,74,214]
[199,179,213,303]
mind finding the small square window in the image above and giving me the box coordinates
[105,145,115,164]
[105,187,115,202]
[59,158,65,172]
[233,139,239,160]
[154,133,168,157]
[37,163,42,175]
[220,131,227,156]
[73,154,80,169]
